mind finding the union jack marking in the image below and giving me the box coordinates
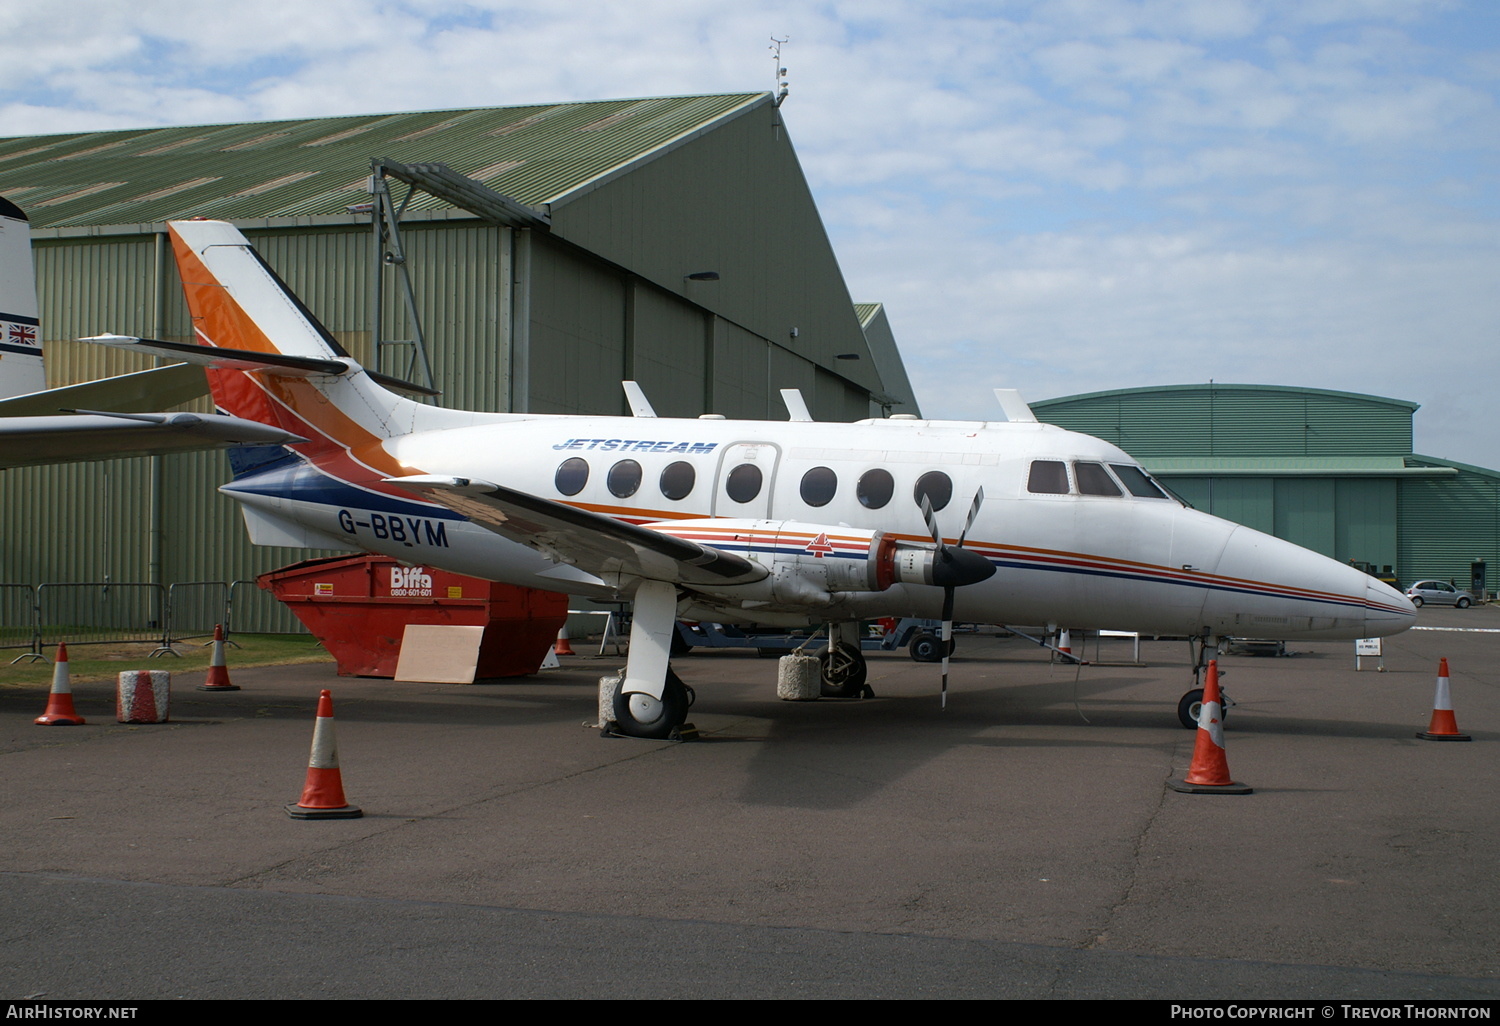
[7,324,37,346]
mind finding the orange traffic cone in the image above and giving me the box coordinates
[1417,658,1471,742]
[34,643,85,726]
[286,690,362,819]
[197,624,240,691]
[554,625,576,657]
[1170,660,1252,794]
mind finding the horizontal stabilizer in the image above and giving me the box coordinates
[79,335,440,397]
[387,474,768,588]
[0,411,304,469]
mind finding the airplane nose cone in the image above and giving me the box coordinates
[1203,525,1417,640]
[1363,576,1417,637]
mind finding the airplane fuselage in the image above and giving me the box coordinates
[224,412,1416,641]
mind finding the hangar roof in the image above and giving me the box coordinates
[1033,382,1419,460]
[0,93,766,231]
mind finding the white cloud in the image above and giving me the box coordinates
[0,0,1495,469]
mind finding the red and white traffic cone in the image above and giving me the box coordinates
[286,690,362,819]
[197,624,239,691]
[1058,628,1072,661]
[1170,660,1252,794]
[554,625,576,657]
[1417,658,1471,742]
[34,643,85,726]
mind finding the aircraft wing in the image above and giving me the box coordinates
[387,475,768,588]
[0,412,305,469]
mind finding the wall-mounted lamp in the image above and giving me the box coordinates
[684,271,720,282]
[835,353,860,360]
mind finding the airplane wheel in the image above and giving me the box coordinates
[612,668,690,739]
[820,642,868,698]
[909,633,954,663]
[1177,688,1229,730]
[1177,689,1203,729]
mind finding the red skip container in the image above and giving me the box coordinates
[258,555,569,678]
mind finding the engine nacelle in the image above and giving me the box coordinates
[646,518,954,607]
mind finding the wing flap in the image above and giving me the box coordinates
[387,475,767,588]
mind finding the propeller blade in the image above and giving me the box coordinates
[958,487,984,548]
[919,492,942,547]
[939,585,955,710]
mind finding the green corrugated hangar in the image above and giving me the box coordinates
[0,92,918,626]
[1033,384,1498,594]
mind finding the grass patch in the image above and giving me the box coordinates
[1,634,333,687]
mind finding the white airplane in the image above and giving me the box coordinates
[0,196,303,467]
[80,219,1415,737]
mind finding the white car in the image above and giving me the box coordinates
[1405,580,1475,608]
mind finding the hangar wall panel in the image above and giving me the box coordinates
[630,281,707,419]
[1207,478,1274,534]
[35,236,161,386]
[550,102,878,417]
[1274,479,1336,556]
[1334,479,1398,573]
[1399,464,1500,585]
[711,319,770,420]
[528,237,628,415]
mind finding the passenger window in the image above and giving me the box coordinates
[856,469,894,509]
[607,459,642,499]
[659,461,695,501]
[725,463,763,503]
[555,457,589,496]
[1074,462,1122,497]
[800,467,837,507]
[1110,464,1168,499]
[1028,460,1069,494]
[913,471,952,512]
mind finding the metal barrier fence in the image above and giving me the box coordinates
[3,578,306,660]
[36,583,171,655]
[228,579,302,636]
[2,584,41,662]
[165,582,231,645]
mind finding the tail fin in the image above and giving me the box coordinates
[167,220,454,484]
[0,196,45,399]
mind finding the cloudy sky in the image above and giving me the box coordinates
[4,0,1497,468]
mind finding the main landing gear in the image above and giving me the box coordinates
[613,665,694,739]
[818,621,873,699]
[608,580,693,739]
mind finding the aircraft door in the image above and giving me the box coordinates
[712,442,782,519]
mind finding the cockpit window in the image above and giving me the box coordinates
[1027,460,1069,494]
[1074,462,1122,497]
[1110,464,1169,499]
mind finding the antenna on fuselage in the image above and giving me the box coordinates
[779,388,813,422]
[622,381,657,418]
[993,389,1037,423]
